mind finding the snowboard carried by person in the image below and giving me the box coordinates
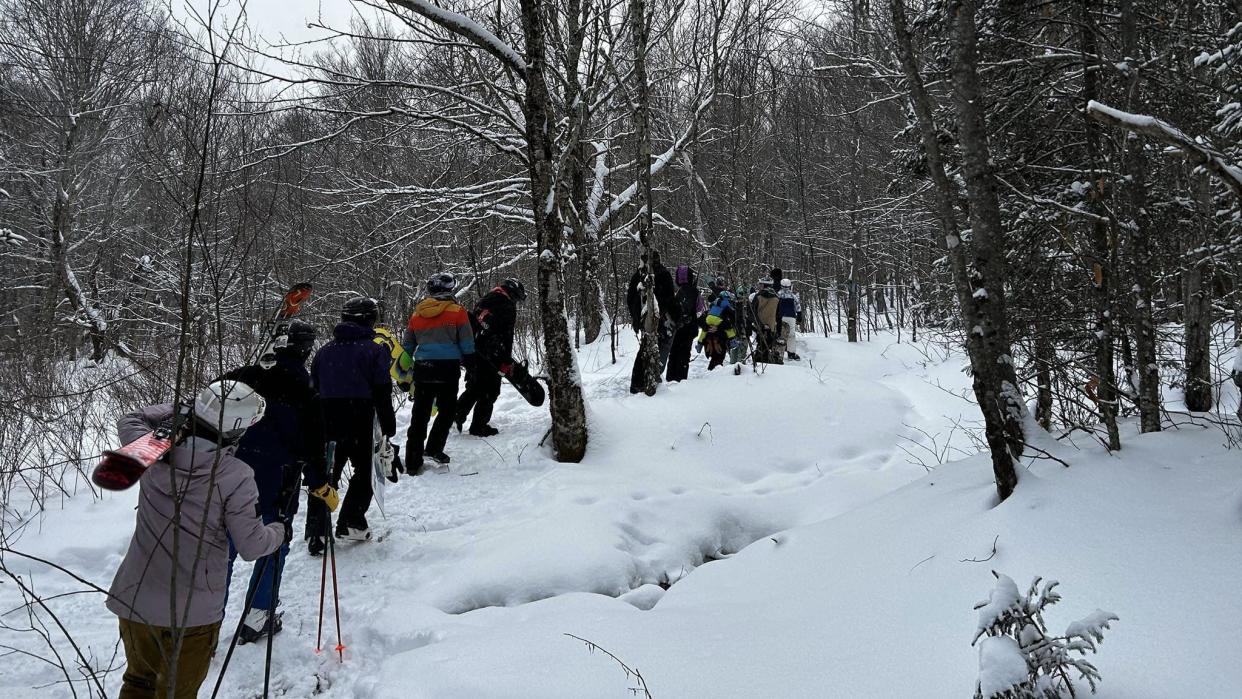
[457,278,537,435]
[490,356,545,407]
[93,283,312,491]
[370,324,411,494]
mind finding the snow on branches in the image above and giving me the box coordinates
[973,572,1119,699]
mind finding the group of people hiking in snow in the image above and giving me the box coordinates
[105,273,526,698]
[104,257,805,696]
[626,254,804,392]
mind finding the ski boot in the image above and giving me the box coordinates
[238,609,283,645]
[426,451,451,465]
[468,424,499,437]
[307,535,325,557]
[787,351,801,361]
[336,526,371,542]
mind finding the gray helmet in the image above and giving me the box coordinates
[427,272,457,295]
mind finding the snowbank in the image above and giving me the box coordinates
[2,330,1239,698]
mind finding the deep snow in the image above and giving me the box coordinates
[1,330,1240,698]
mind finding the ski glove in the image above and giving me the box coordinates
[728,339,739,350]
[279,520,293,547]
[377,441,399,482]
[694,341,703,354]
[311,484,340,513]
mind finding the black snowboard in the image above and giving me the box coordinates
[502,360,545,407]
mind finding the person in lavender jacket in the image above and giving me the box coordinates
[106,380,285,699]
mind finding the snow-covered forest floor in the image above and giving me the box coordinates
[2,330,1240,697]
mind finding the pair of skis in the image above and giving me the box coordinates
[91,283,313,491]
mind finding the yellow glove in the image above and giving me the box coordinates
[311,484,340,513]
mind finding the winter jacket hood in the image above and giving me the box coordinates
[332,320,375,341]
[107,404,284,628]
[403,296,475,382]
[415,298,456,318]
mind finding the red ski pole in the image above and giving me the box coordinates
[316,440,336,655]
[315,523,329,654]
[328,530,344,662]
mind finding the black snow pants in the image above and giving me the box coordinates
[307,400,374,535]
[666,322,698,382]
[407,381,459,468]
[456,365,503,431]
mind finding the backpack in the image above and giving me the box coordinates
[372,326,414,388]
[675,284,701,323]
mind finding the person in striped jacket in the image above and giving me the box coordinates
[402,272,475,472]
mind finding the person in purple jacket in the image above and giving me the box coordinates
[308,297,396,543]
[106,380,285,699]
[666,264,705,382]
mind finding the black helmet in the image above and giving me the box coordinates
[427,272,457,295]
[342,296,379,327]
[282,321,317,355]
[500,278,527,302]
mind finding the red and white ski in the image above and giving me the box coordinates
[91,282,313,491]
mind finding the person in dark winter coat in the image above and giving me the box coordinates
[695,290,738,370]
[731,284,752,364]
[309,298,395,542]
[666,264,705,382]
[222,322,339,640]
[627,252,679,392]
[107,382,283,699]
[403,272,475,471]
[706,274,727,305]
[777,278,803,361]
[456,278,524,437]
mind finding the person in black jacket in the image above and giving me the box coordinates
[626,251,678,393]
[455,278,525,437]
[308,297,395,542]
[666,264,704,382]
[222,321,338,638]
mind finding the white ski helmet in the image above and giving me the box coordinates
[780,278,792,288]
[193,380,266,439]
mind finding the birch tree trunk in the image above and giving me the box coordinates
[631,0,662,396]
[520,0,588,460]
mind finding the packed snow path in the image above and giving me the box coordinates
[211,332,958,697]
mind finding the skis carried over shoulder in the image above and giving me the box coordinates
[91,282,313,492]
[258,282,312,369]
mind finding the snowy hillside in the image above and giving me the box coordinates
[1,331,1240,698]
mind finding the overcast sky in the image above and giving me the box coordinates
[174,0,367,46]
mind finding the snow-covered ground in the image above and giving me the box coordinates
[1,330,1240,697]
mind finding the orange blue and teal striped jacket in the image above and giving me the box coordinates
[402,296,475,382]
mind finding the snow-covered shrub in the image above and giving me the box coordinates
[973,572,1119,699]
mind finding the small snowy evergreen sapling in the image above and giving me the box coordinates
[972,572,1119,699]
